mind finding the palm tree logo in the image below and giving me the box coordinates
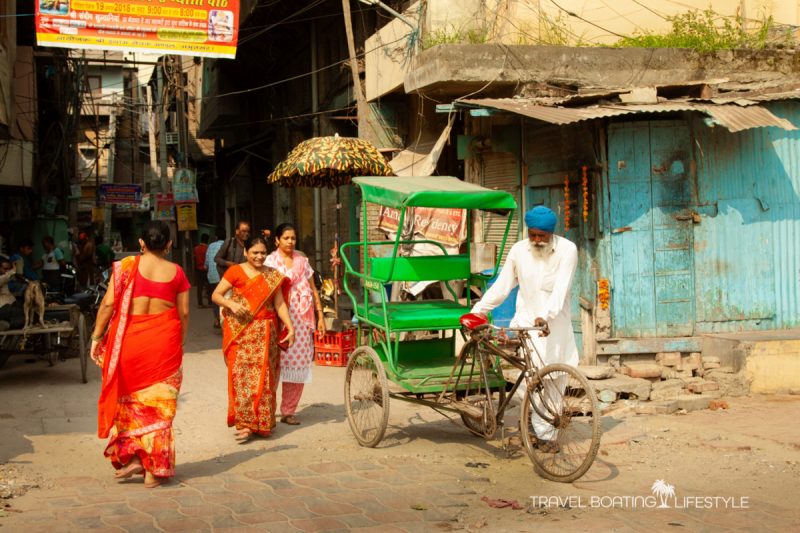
[651,480,676,508]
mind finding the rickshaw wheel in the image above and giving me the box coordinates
[519,364,601,482]
[344,346,390,447]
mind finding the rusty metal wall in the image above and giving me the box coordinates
[692,102,800,332]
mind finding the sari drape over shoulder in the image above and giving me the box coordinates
[222,265,288,436]
[97,256,185,477]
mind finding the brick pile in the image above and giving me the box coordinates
[578,352,751,415]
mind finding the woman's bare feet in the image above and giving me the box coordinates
[114,459,144,479]
[144,471,165,488]
[234,428,253,442]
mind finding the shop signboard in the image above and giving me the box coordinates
[154,193,175,221]
[98,183,142,205]
[35,0,240,59]
[378,206,466,246]
[176,202,197,231]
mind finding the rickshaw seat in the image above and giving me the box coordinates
[369,255,470,282]
[356,300,470,331]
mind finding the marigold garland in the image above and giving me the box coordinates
[581,165,589,222]
[563,174,571,231]
[598,278,610,311]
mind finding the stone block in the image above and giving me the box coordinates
[705,371,752,397]
[674,394,714,412]
[702,355,721,364]
[687,380,720,394]
[680,376,705,387]
[598,390,617,403]
[649,379,686,401]
[703,361,721,370]
[578,365,616,380]
[655,351,682,368]
[622,362,663,379]
[715,366,735,374]
[635,401,678,415]
[588,375,652,401]
[682,353,702,371]
[661,367,678,379]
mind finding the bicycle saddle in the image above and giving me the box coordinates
[460,313,488,330]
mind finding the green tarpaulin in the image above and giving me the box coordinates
[353,176,517,212]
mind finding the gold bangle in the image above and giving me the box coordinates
[91,333,104,342]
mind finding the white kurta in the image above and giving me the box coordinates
[471,235,578,441]
[471,234,579,367]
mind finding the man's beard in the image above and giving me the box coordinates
[531,242,552,260]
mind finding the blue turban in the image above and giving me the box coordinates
[524,206,557,233]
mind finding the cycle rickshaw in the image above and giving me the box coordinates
[341,176,600,482]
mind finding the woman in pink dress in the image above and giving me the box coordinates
[265,223,326,425]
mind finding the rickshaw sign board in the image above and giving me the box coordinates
[35,0,240,59]
[378,206,467,247]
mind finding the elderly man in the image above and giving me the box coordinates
[471,205,578,450]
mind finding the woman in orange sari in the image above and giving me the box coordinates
[212,235,295,442]
[90,221,190,488]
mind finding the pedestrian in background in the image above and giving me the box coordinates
[214,220,250,279]
[95,235,114,272]
[41,235,64,291]
[204,228,226,330]
[8,239,38,294]
[193,233,210,308]
[265,223,325,426]
[212,235,294,442]
[91,220,190,488]
[76,229,96,288]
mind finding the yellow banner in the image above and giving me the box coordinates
[36,0,240,59]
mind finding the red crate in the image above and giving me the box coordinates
[314,329,356,367]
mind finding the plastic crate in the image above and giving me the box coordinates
[314,329,356,367]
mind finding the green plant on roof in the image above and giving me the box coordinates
[615,8,795,52]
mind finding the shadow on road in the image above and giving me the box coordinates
[178,448,274,479]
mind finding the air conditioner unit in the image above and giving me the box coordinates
[165,132,179,145]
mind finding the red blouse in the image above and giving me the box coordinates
[133,265,190,303]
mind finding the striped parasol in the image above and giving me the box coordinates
[267,135,393,188]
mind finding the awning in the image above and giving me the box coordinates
[389,116,454,176]
[457,98,797,132]
[354,176,517,211]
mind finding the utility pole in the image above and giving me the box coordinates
[146,85,159,193]
[175,56,190,270]
[157,57,168,194]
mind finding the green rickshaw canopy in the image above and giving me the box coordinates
[353,176,517,212]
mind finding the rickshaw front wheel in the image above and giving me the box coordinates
[344,346,390,447]
[519,364,601,482]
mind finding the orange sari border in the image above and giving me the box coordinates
[97,255,140,438]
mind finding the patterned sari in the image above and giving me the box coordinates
[222,265,288,436]
[97,256,184,478]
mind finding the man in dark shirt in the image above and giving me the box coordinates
[214,221,250,278]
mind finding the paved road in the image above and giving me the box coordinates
[1,299,799,532]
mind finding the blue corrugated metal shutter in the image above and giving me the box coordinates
[608,120,695,337]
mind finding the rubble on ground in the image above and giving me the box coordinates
[578,352,752,415]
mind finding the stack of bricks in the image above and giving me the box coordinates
[577,351,748,415]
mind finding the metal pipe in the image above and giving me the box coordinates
[356,0,415,28]
[311,21,323,273]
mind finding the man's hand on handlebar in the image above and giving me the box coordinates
[534,317,550,337]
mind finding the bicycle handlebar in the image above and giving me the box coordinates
[470,323,546,334]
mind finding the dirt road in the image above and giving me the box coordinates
[1,304,798,531]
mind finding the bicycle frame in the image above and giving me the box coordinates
[445,324,557,428]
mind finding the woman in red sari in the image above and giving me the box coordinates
[212,235,295,442]
[90,221,190,488]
